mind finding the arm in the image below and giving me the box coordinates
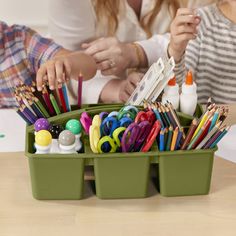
[23,27,96,91]
[167,8,201,84]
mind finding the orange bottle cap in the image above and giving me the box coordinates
[168,77,176,86]
[185,71,193,85]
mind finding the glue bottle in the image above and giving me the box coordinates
[180,71,198,116]
[162,76,179,110]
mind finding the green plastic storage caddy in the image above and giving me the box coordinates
[25,103,217,200]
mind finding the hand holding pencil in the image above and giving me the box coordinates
[36,50,97,91]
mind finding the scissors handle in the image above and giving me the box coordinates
[121,123,140,152]
[80,112,92,134]
[101,116,119,136]
[134,121,152,151]
[141,120,161,152]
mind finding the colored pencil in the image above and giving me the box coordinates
[171,127,179,151]
[187,117,212,150]
[175,127,183,150]
[34,97,50,118]
[196,122,222,149]
[192,111,209,139]
[20,107,35,124]
[42,88,55,115]
[209,108,219,132]
[78,73,83,109]
[50,94,61,115]
[29,100,44,118]
[16,109,31,124]
[166,126,173,151]
[209,127,230,148]
[62,84,71,112]
[151,103,164,127]
[203,127,225,149]
[180,118,198,150]
[159,128,165,151]
[58,87,67,113]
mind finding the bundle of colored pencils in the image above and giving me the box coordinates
[181,102,229,150]
[14,81,71,125]
[142,99,229,151]
[143,100,184,151]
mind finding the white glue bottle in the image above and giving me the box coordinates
[162,76,179,110]
[180,71,198,116]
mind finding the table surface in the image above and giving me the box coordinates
[1,104,236,236]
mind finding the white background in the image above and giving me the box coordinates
[0,0,49,35]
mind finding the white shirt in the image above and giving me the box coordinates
[49,0,215,103]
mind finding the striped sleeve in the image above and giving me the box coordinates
[22,26,62,73]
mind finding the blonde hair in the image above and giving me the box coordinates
[93,0,180,38]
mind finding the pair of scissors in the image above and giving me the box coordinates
[100,116,133,137]
[141,120,162,152]
[135,110,156,125]
[89,115,102,153]
[121,121,152,152]
[97,127,126,153]
[80,112,92,134]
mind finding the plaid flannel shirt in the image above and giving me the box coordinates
[0,21,61,108]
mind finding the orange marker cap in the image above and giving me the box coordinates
[168,77,176,86]
[185,71,193,85]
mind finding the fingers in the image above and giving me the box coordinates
[84,37,108,55]
[129,73,143,86]
[93,50,110,63]
[176,8,195,16]
[119,90,130,103]
[63,59,72,81]
[36,59,70,91]
[36,66,47,91]
[175,15,200,26]
[46,63,56,90]
[97,60,112,71]
[55,60,64,83]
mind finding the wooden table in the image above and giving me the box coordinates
[1,105,236,236]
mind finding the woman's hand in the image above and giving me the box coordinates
[119,71,144,102]
[82,37,140,76]
[168,8,201,62]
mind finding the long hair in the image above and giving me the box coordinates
[93,0,180,38]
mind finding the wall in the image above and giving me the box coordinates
[0,0,49,35]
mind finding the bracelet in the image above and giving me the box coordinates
[131,42,143,68]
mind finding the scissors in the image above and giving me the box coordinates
[100,116,120,137]
[80,112,92,135]
[119,105,139,117]
[141,120,161,152]
[119,117,133,128]
[89,115,102,153]
[121,121,153,152]
[99,112,108,121]
[135,110,156,125]
[97,127,126,153]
